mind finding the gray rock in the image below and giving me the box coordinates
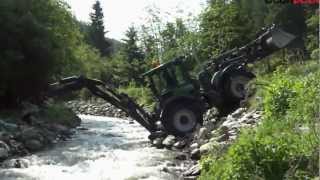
[199,142,212,155]
[183,164,200,176]
[21,102,40,116]
[190,148,200,160]
[183,176,198,180]
[25,139,43,151]
[148,131,167,141]
[189,143,199,150]
[198,127,208,140]
[173,140,186,149]
[162,166,170,173]
[162,135,176,147]
[2,159,29,168]
[216,134,229,142]
[0,141,10,160]
[19,127,41,141]
[152,138,164,148]
[218,126,229,135]
[165,162,176,167]
[175,153,187,160]
[231,108,246,118]
[51,124,71,136]
[204,108,219,121]
[0,120,18,132]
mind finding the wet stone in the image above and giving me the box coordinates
[175,153,187,161]
[24,139,43,151]
[189,143,199,150]
[173,140,187,149]
[162,135,176,147]
[190,148,200,160]
[152,138,164,149]
[183,164,201,177]
[0,141,10,160]
[198,127,208,140]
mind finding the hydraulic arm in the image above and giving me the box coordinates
[210,25,296,71]
[47,76,157,133]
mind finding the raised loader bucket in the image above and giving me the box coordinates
[266,27,296,49]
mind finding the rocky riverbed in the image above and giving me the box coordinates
[65,100,128,119]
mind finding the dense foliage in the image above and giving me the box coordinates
[0,0,107,107]
[200,61,320,179]
[198,3,319,179]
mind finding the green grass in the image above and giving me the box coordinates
[200,60,320,180]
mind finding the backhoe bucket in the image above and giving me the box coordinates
[266,28,296,49]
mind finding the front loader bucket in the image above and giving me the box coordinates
[266,28,296,49]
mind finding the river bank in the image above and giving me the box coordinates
[0,102,81,168]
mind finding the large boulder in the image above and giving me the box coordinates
[24,139,43,151]
[0,141,10,160]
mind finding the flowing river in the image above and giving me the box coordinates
[0,115,180,180]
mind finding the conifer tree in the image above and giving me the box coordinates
[89,0,111,56]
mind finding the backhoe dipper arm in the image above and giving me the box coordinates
[47,76,157,133]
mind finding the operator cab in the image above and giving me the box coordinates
[142,57,199,104]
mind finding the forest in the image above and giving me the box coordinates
[0,0,319,179]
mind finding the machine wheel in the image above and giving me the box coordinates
[161,103,202,136]
[224,72,252,101]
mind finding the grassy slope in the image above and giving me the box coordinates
[200,60,320,180]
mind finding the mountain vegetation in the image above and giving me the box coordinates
[0,0,318,178]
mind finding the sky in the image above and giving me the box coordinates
[64,0,206,40]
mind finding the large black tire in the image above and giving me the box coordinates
[223,72,253,101]
[161,103,202,136]
[214,72,253,116]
